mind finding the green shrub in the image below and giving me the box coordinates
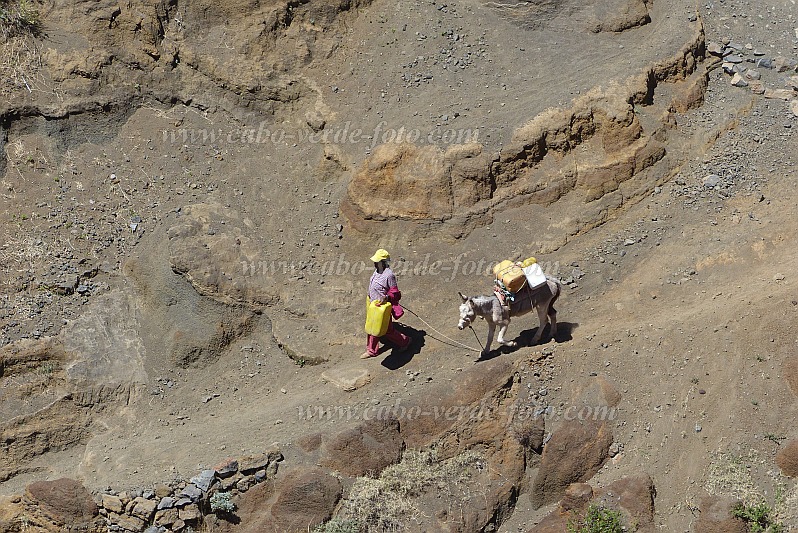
[209,491,236,513]
[567,504,625,533]
[732,502,783,533]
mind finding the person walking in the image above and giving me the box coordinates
[362,249,411,359]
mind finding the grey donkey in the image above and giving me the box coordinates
[458,277,562,356]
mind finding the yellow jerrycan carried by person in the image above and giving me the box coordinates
[365,297,392,337]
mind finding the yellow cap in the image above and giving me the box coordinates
[370,249,390,262]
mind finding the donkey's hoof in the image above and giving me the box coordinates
[505,341,518,348]
[480,349,491,358]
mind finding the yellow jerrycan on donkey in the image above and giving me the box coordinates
[365,297,393,337]
[493,257,538,293]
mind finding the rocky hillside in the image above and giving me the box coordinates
[1,0,798,531]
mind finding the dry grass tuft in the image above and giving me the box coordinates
[332,449,487,532]
[705,451,763,506]
[1,0,41,39]
[0,34,42,95]
[774,482,798,527]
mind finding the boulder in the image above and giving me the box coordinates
[776,439,798,478]
[24,479,99,529]
[531,419,613,507]
[692,495,747,533]
[531,483,592,533]
[560,483,594,512]
[593,473,656,528]
[401,358,515,448]
[320,417,404,477]
[269,468,342,531]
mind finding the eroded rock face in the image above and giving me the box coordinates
[0,292,147,483]
[586,0,651,33]
[344,56,695,241]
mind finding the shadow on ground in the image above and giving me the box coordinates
[381,324,426,370]
[475,321,579,362]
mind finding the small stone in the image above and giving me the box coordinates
[157,497,176,510]
[722,62,738,74]
[695,424,702,433]
[154,484,172,498]
[702,174,721,188]
[743,69,760,80]
[774,273,785,281]
[790,100,798,118]
[749,81,765,95]
[706,41,724,56]
[190,469,216,492]
[773,56,798,73]
[130,497,157,520]
[787,76,798,90]
[698,389,706,394]
[730,73,748,87]
[756,57,773,69]
[110,513,145,532]
[725,54,743,64]
[178,504,201,522]
[102,494,124,514]
[236,475,256,492]
[155,508,179,527]
[174,497,192,507]
[180,485,203,502]
[213,458,239,479]
[239,450,281,474]
[623,238,636,246]
[764,89,793,101]
[608,442,622,457]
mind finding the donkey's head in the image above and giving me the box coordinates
[457,292,476,330]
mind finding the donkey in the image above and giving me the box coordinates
[458,276,561,356]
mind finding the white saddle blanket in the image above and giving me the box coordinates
[522,263,547,288]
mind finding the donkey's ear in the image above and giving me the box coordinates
[458,291,468,303]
